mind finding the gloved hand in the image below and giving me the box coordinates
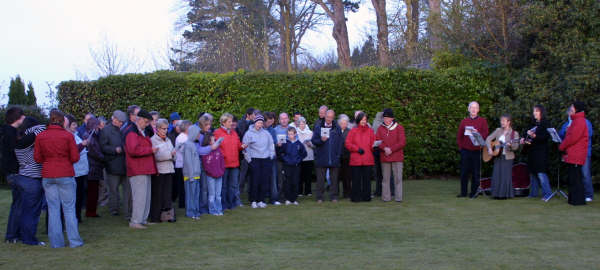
[358,148,365,155]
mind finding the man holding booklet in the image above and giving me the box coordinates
[311,110,343,203]
[456,101,489,198]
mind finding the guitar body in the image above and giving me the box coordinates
[483,138,520,163]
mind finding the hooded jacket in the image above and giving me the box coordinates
[242,124,275,161]
[182,125,202,180]
[559,111,589,165]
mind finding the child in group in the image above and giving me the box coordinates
[201,132,225,216]
[276,127,307,205]
[182,125,202,219]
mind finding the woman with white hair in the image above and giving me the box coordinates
[338,114,352,198]
[296,117,314,196]
[150,118,176,222]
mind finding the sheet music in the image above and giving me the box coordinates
[277,134,287,144]
[547,128,562,143]
[321,127,331,138]
[470,132,486,146]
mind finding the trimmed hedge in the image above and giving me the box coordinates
[58,67,497,178]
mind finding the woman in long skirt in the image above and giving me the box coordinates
[486,114,520,199]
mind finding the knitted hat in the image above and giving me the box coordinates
[112,110,127,122]
[137,109,153,120]
[169,112,181,122]
[383,108,394,118]
[254,114,265,123]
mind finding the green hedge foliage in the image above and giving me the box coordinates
[58,67,498,178]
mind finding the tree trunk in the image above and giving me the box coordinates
[371,0,390,67]
[331,0,351,68]
[428,0,442,51]
[405,0,419,63]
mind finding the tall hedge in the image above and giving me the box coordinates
[58,67,497,178]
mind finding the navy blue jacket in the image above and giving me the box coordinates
[277,139,308,166]
[311,121,343,168]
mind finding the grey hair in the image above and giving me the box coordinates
[179,120,192,132]
[201,113,214,121]
[156,118,169,128]
[338,114,350,123]
[468,101,479,110]
[219,113,234,124]
[298,116,307,124]
[149,111,160,117]
[199,115,212,128]
[319,105,328,111]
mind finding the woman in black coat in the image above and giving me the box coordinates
[521,105,553,201]
[86,117,104,217]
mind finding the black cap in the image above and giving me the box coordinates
[573,101,585,113]
[137,109,153,120]
[383,108,394,118]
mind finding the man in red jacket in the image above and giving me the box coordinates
[559,101,589,206]
[456,101,489,198]
[125,110,158,229]
[376,108,406,202]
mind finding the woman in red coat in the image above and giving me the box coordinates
[345,112,375,202]
[558,102,589,206]
[214,113,247,210]
[376,108,406,202]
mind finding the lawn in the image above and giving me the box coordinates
[0,179,598,270]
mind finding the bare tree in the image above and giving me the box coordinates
[371,0,391,67]
[404,0,419,63]
[89,36,144,77]
[310,0,353,69]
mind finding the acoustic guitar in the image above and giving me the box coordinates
[482,138,520,163]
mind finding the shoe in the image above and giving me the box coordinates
[273,201,282,206]
[317,200,323,204]
[585,198,592,202]
[5,239,18,244]
[146,222,158,225]
[86,214,100,218]
[129,223,147,229]
[307,193,312,196]
[285,200,292,205]
[168,219,177,223]
[111,211,119,216]
[36,241,47,247]
[456,194,467,198]
[298,194,304,197]
[293,201,299,205]
[258,202,267,208]
[238,204,244,207]
[332,199,338,203]
[251,202,258,209]
[542,196,551,202]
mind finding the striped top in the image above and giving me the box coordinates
[15,125,46,178]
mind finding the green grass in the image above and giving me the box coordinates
[0,179,599,269]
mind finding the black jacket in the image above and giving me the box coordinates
[99,123,126,176]
[311,121,343,168]
[1,125,19,175]
[236,119,253,141]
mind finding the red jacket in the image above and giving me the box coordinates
[376,122,406,162]
[559,112,589,165]
[34,125,80,178]
[214,127,243,168]
[457,116,489,151]
[345,125,375,166]
[125,127,157,177]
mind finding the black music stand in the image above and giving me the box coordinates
[469,132,486,199]
[545,128,568,201]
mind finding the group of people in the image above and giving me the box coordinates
[457,101,593,205]
[2,104,407,248]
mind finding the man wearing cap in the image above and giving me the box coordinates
[100,110,132,217]
[376,108,406,202]
[125,110,158,229]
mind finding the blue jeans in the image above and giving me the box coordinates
[207,176,223,215]
[222,168,240,210]
[270,161,279,203]
[184,179,200,217]
[529,173,552,198]
[199,172,209,215]
[43,177,83,248]
[5,174,22,242]
[15,175,43,245]
[582,156,593,199]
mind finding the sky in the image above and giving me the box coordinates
[0,0,379,107]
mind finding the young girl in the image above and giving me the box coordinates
[201,132,225,215]
[276,127,307,205]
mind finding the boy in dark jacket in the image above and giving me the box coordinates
[277,127,307,205]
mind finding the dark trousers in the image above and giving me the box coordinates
[239,159,251,198]
[339,158,352,198]
[351,166,372,202]
[5,175,43,244]
[283,164,301,202]
[567,164,586,206]
[173,168,185,208]
[85,180,99,217]
[249,158,272,203]
[373,150,383,196]
[460,149,481,197]
[75,175,87,222]
[299,161,314,195]
[150,173,173,222]
[315,167,339,201]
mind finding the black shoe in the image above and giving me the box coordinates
[456,194,467,198]
[111,211,119,216]
[168,219,176,223]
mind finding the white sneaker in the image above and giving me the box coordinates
[258,202,267,208]
[251,202,258,209]
[585,198,592,202]
[285,200,292,205]
[273,201,282,206]
[293,201,299,205]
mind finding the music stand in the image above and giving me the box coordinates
[545,128,568,200]
[469,132,486,199]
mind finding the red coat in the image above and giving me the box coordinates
[345,125,375,166]
[559,112,589,165]
[376,122,406,162]
[125,128,157,177]
[214,127,243,168]
[34,125,80,178]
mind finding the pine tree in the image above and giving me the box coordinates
[8,75,28,105]
[26,82,37,106]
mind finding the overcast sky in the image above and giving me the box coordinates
[0,0,377,107]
